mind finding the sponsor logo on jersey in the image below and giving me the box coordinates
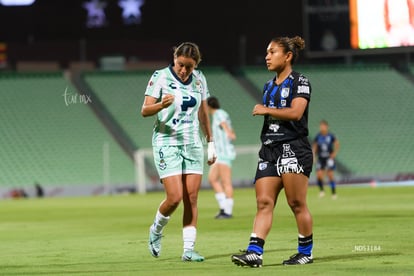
[297,85,310,94]
[275,144,304,175]
[172,117,193,125]
[269,123,280,132]
[298,75,309,85]
[276,157,304,176]
[263,139,273,145]
[172,118,180,125]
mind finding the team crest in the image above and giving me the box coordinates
[159,159,167,170]
[281,88,290,98]
[258,162,268,171]
[195,80,203,92]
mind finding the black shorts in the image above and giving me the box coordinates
[255,137,313,181]
[316,157,336,170]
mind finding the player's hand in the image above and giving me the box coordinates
[161,94,174,108]
[207,141,217,165]
[252,104,267,116]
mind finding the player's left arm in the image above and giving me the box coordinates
[331,137,340,159]
[199,99,217,165]
[199,99,213,142]
[252,97,308,121]
[220,121,236,141]
[253,73,310,120]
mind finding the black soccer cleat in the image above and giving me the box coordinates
[231,251,263,268]
[215,209,233,219]
[282,253,313,265]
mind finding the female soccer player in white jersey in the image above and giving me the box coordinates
[231,36,314,267]
[207,96,237,219]
[141,42,217,262]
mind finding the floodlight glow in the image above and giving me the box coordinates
[0,0,36,6]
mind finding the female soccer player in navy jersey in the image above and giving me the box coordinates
[231,36,314,267]
[313,119,340,199]
[141,42,217,262]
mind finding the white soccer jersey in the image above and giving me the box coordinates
[144,66,209,146]
[211,109,236,160]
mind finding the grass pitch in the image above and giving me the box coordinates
[1,185,413,275]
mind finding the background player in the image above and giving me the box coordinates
[312,119,340,199]
[207,96,237,219]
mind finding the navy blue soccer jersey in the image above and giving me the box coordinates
[260,71,311,144]
[314,133,336,159]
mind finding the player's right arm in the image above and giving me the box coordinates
[312,139,318,162]
[141,70,174,117]
[141,94,174,117]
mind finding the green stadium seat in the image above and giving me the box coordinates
[0,73,135,189]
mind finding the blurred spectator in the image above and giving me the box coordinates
[35,182,44,198]
[0,42,7,69]
[10,189,28,199]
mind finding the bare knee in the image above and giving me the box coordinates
[287,198,306,214]
[165,194,182,209]
[187,193,198,206]
[256,195,275,211]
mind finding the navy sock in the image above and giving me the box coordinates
[317,179,324,191]
[330,181,336,194]
[298,234,313,256]
[247,236,265,255]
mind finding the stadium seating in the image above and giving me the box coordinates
[242,64,414,178]
[0,72,135,189]
[82,70,155,149]
[201,67,262,145]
